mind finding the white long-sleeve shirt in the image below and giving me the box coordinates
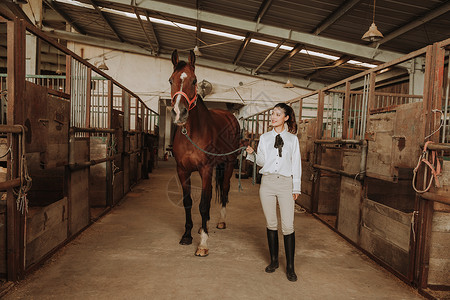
[247,128,302,194]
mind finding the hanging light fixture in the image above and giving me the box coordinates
[284,62,294,88]
[362,0,383,42]
[193,45,202,56]
[98,56,109,71]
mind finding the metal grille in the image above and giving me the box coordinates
[323,92,344,139]
[25,75,66,92]
[347,74,370,140]
[70,58,89,133]
[90,75,109,131]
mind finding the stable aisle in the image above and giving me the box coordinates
[4,159,423,299]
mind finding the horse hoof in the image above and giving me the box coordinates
[195,247,209,257]
[216,222,226,229]
[179,236,193,245]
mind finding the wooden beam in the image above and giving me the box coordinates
[7,17,26,281]
[88,0,124,42]
[305,55,351,80]
[313,0,362,35]
[133,7,155,54]
[370,1,450,47]
[233,0,272,65]
[144,10,160,54]
[254,39,284,74]
[269,43,302,73]
[233,32,252,65]
[43,0,86,34]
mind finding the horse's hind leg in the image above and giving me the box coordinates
[196,165,213,257]
[178,168,193,245]
[217,161,234,230]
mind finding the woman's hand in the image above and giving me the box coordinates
[246,146,254,154]
[292,194,299,201]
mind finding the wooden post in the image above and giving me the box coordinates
[106,80,114,207]
[311,91,325,213]
[6,18,26,281]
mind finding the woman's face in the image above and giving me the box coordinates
[271,107,289,128]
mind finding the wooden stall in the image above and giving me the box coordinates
[0,12,159,281]
[242,38,450,297]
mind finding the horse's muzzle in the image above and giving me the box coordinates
[171,107,188,125]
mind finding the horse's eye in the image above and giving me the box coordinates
[193,79,197,85]
[169,79,173,85]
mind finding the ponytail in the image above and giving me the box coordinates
[274,103,297,134]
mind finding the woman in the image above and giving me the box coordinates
[246,103,301,282]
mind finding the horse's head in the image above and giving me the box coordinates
[170,49,198,126]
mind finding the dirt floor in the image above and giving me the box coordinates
[3,158,424,299]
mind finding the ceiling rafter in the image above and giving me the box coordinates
[369,1,450,47]
[133,7,156,54]
[119,0,403,63]
[269,43,303,73]
[254,39,284,74]
[233,32,252,65]
[312,0,362,36]
[304,55,351,81]
[43,2,75,30]
[233,0,273,65]
[89,0,124,42]
[144,10,160,54]
[42,27,326,90]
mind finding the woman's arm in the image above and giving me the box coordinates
[292,137,302,194]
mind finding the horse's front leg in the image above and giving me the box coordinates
[217,161,235,229]
[177,168,193,245]
[195,165,213,257]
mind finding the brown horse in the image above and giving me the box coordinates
[170,50,240,256]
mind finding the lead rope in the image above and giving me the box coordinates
[412,141,441,193]
[181,126,256,190]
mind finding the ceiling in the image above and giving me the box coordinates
[2,0,450,89]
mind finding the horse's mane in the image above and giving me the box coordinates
[174,61,187,71]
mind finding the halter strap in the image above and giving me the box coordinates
[172,85,198,110]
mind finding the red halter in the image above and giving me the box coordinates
[171,85,198,111]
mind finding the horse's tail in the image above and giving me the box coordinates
[215,163,226,204]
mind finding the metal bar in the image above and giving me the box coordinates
[421,192,450,206]
[0,125,25,133]
[71,127,115,133]
[68,155,119,170]
[419,142,450,151]
[314,139,363,145]
[0,178,20,191]
[312,164,360,180]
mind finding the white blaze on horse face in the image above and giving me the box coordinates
[173,72,188,123]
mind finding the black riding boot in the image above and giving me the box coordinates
[265,228,279,273]
[284,232,297,281]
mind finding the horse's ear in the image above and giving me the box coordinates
[171,50,179,68]
[189,50,196,68]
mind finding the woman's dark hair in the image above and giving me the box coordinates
[274,102,297,134]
